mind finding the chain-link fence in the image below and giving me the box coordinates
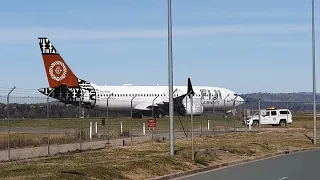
[0,88,319,162]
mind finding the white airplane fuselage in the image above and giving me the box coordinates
[89,84,243,112]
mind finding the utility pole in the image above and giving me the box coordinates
[168,0,175,156]
[190,93,194,161]
[312,0,317,145]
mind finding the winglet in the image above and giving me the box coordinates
[187,78,195,97]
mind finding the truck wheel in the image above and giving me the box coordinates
[279,120,287,127]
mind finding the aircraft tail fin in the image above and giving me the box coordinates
[38,37,79,88]
[187,78,195,97]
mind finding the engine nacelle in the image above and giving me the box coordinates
[182,96,204,115]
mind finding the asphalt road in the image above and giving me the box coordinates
[177,149,320,180]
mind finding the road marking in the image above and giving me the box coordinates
[278,177,288,180]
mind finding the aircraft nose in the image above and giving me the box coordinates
[236,96,244,104]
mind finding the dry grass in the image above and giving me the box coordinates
[0,114,316,151]
[0,132,80,150]
[0,128,319,180]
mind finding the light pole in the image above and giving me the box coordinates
[244,95,251,131]
[286,94,291,126]
[244,95,251,117]
[258,95,263,132]
[131,94,138,118]
[106,93,113,147]
[312,0,317,145]
[152,94,160,142]
[233,94,238,132]
[47,89,54,155]
[224,94,230,116]
[6,86,15,161]
[47,90,55,119]
[152,95,160,118]
[78,91,83,150]
[212,97,215,133]
[168,0,175,157]
[190,93,194,161]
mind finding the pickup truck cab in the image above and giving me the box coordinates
[245,107,292,127]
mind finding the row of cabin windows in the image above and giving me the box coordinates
[97,92,222,99]
[97,93,184,98]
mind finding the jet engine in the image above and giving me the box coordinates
[182,96,203,115]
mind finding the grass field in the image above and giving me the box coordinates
[0,114,318,132]
[0,114,318,150]
[0,128,318,180]
[0,115,242,130]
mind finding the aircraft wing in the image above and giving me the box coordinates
[133,78,195,116]
[134,102,159,111]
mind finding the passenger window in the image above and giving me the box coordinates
[280,111,289,114]
[271,111,277,116]
[266,111,270,116]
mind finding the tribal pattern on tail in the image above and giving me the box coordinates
[40,79,97,108]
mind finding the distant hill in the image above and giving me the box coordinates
[240,92,319,103]
[239,92,320,112]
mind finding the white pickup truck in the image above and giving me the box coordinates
[244,108,293,127]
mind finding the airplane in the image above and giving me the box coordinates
[37,37,245,118]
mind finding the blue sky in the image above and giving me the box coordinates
[0,0,319,96]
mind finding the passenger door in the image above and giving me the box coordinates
[270,110,278,124]
[262,111,271,124]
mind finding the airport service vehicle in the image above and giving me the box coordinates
[245,107,292,127]
[37,37,244,118]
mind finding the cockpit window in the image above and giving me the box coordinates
[218,90,222,99]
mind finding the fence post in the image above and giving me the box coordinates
[207,120,210,131]
[143,123,145,136]
[120,122,123,134]
[130,125,133,146]
[89,122,92,140]
[6,86,15,161]
[200,121,202,136]
[212,99,215,134]
[107,116,109,147]
[152,124,154,143]
[95,122,98,134]
[79,97,82,150]
[47,89,54,155]
[244,95,251,132]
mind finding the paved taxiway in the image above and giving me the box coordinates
[177,149,320,180]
